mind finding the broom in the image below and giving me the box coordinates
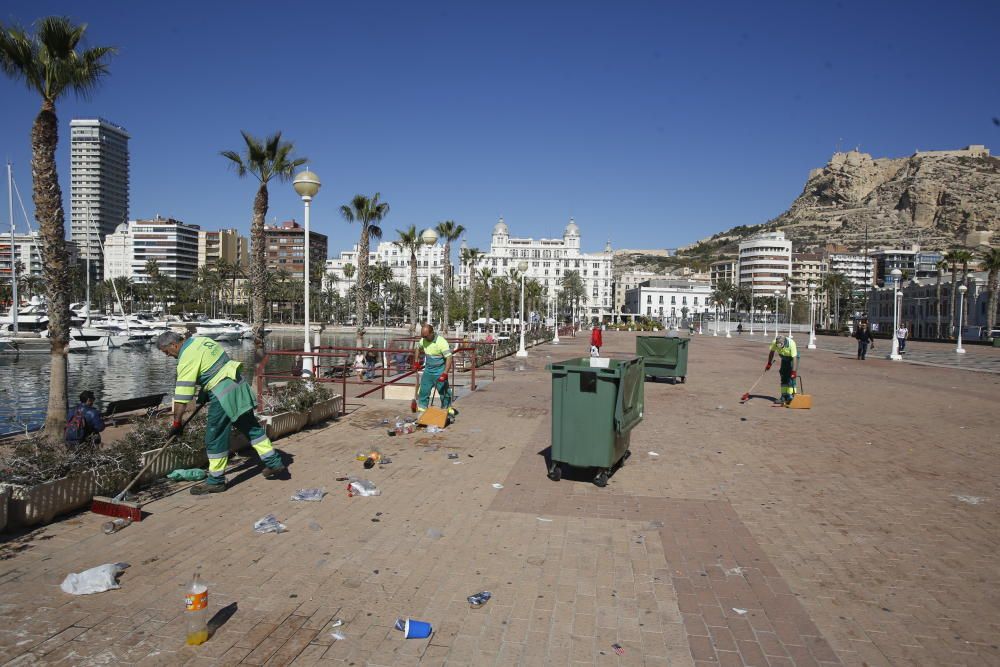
[92,402,206,522]
[740,368,768,403]
[410,365,420,413]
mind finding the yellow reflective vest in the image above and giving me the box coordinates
[173,336,242,404]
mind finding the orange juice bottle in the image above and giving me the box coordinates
[184,572,209,645]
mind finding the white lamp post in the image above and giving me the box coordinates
[786,283,793,339]
[807,282,817,349]
[956,283,968,354]
[552,290,560,344]
[726,298,732,338]
[421,228,438,326]
[749,279,754,335]
[713,304,718,336]
[773,291,780,336]
[292,169,321,378]
[762,306,768,336]
[888,268,903,360]
[516,261,529,357]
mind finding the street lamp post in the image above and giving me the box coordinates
[749,279,754,335]
[786,283,793,339]
[773,291,780,337]
[762,307,768,336]
[956,283,968,354]
[713,304,718,336]
[292,169,321,378]
[421,228,438,326]
[807,282,817,349]
[516,260,529,357]
[726,298,732,338]
[552,291,560,344]
[889,268,903,360]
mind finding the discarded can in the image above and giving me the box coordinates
[467,591,492,607]
[447,453,459,460]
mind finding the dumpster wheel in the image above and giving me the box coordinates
[547,463,562,481]
[594,470,609,487]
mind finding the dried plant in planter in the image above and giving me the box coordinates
[261,381,333,415]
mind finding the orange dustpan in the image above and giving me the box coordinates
[417,384,449,428]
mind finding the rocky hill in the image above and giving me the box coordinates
[680,145,999,257]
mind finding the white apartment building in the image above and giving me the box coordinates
[790,253,827,300]
[69,119,130,281]
[737,231,792,298]
[709,259,737,288]
[325,241,446,297]
[457,218,614,321]
[828,253,874,289]
[623,279,713,320]
[613,271,658,316]
[103,223,133,280]
[105,217,200,283]
[1,232,44,282]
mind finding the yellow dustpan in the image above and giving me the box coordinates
[417,384,449,428]
[786,375,812,409]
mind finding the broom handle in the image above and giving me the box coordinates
[746,369,767,395]
[114,401,206,500]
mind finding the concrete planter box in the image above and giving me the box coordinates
[3,472,97,529]
[0,487,9,533]
[138,445,209,485]
[307,396,343,426]
[261,411,309,440]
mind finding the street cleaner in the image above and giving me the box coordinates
[764,334,799,406]
[415,323,457,418]
[156,331,286,494]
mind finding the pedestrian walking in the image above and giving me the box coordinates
[590,325,603,355]
[764,334,799,405]
[416,324,456,417]
[156,332,286,494]
[65,390,105,448]
[896,323,909,354]
[854,322,875,360]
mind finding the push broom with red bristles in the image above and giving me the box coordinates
[740,368,768,403]
[91,402,206,522]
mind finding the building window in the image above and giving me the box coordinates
[682,296,687,305]
[658,296,663,304]
[646,295,651,304]
[671,296,676,305]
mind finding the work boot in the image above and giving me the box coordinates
[447,406,459,417]
[262,463,287,479]
[190,481,226,495]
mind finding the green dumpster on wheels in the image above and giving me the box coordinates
[636,335,690,382]
[545,356,645,487]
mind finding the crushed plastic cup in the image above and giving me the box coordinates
[426,425,442,434]
[290,488,326,502]
[347,480,381,497]
[467,591,492,607]
[395,617,433,639]
[253,514,287,534]
[60,562,130,595]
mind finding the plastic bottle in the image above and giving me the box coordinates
[185,572,209,645]
[102,517,132,534]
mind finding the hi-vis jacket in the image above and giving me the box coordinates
[173,337,254,420]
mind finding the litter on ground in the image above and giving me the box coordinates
[61,562,130,595]
[254,514,287,534]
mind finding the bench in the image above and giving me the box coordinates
[103,393,167,425]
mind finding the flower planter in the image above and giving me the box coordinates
[307,396,343,426]
[138,446,209,485]
[2,472,97,529]
[260,411,309,441]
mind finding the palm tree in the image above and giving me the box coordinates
[955,249,974,326]
[934,259,948,338]
[821,273,850,330]
[394,226,420,334]
[982,248,1000,339]
[221,131,306,355]
[434,221,465,333]
[1,17,115,438]
[478,267,494,325]
[461,247,482,330]
[560,271,587,327]
[340,194,390,346]
[943,250,963,336]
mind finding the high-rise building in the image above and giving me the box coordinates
[129,216,200,283]
[69,119,130,281]
[457,218,614,321]
[263,220,328,280]
[737,231,792,299]
[1,232,44,282]
[828,253,875,288]
[709,259,737,288]
[790,253,828,300]
[198,229,249,269]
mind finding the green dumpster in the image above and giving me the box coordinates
[636,335,690,382]
[545,356,645,487]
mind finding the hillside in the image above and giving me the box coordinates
[678,145,999,258]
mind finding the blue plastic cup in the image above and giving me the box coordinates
[404,618,432,639]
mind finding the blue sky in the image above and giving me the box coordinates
[1,1,997,255]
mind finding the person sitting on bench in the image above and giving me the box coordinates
[65,390,106,448]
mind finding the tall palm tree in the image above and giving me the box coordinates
[461,247,482,330]
[221,131,306,355]
[505,268,521,327]
[955,249,974,326]
[560,271,587,326]
[0,17,115,438]
[943,250,963,336]
[982,247,1000,339]
[434,221,465,333]
[821,273,849,330]
[934,259,948,338]
[478,267,494,324]
[394,225,420,334]
[340,194,390,347]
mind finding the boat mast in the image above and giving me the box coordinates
[7,162,16,335]
[85,203,92,326]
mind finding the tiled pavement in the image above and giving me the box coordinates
[1,331,998,665]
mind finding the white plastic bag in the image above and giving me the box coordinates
[61,562,130,595]
[253,514,287,534]
[347,480,380,497]
[290,488,326,502]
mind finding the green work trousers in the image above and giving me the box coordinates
[417,364,452,410]
[204,394,281,485]
[778,356,796,404]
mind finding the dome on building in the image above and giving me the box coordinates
[113,222,129,234]
[564,218,580,236]
[493,217,509,236]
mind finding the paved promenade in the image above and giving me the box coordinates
[1,332,997,666]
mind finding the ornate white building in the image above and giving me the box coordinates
[457,218,614,322]
[325,241,446,297]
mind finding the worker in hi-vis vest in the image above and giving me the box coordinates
[156,331,286,494]
[415,323,457,416]
[765,334,799,406]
